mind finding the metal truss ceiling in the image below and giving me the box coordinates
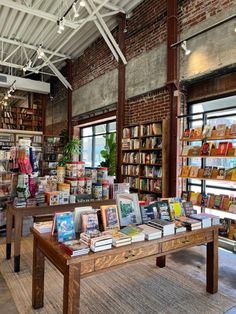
[0,0,143,89]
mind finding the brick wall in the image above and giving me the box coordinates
[178,0,236,32]
[125,88,171,126]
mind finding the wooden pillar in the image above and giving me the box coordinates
[167,0,178,196]
[66,59,73,140]
[116,13,126,182]
[42,94,46,134]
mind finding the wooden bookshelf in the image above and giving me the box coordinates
[121,119,169,200]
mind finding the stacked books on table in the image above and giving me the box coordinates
[81,231,113,252]
[189,213,220,227]
[60,239,90,257]
[174,221,187,234]
[147,218,175,236]
[33,221,53,233]
[120,225,145,243]
[176,216,201,231]
[108,231,132,247]
[139,224,162,240]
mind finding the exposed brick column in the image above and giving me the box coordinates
[116,13,126,182]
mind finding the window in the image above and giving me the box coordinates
[80,121,116,167]
[187,95,236,196]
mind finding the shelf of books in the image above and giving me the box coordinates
[178,110,236,251]
[121,119,169,201]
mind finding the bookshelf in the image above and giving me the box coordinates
[121,119,169,201]
[41,135,64,175]
[178,106,236,250]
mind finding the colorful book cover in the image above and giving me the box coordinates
[156,201,171,221]
[81,212,99,233]
[56,212,76,243]
[116,193,142,226]
[100,205,120,231]
[213,195,222,209]
[202,125,213,138]
[120,225,143,237]
[203,167,212,178]
[190,192,200,205]
[140,203,158,223]
[217,167,225,179]
[181,191,189,201]
[181,166,190,177]
[169,201,183,219]
[217,142,228,156]
[230,124,236,135]
[215,124,226,137]
[189,166,200,178]
[183,201,195,216]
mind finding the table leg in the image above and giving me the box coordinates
[63,264,81,314]
[14,212,23,272]
[206,230,218,294]
[156,255,166,268]
[32,237,45,309]
[6,208,13,260]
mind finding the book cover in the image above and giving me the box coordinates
[191,127,202,138]
[140,203,158,223]
[81,212,99,233]
[216,167,225,180]
[202,125,213,138]
[217,142,229,156]
[169,201,183,219]
[189,146,201,156]
[203,166,213,178]
[181,191,190,201]
[181,146,191,156]
[74,206,93,232]
[183,129,190,138]
[215,124,226,137]
[183,201,195,216]
[61,239,89,255]
[189,192,200,205]
[156,201,171,220]
[214,195,222,209]
[207,194,215,208]
[116,193,142,226]
[230,124,236,135]
[120,225,143,237]
[189,166,200,178]
[100,205,120,231]
[56,212,76,243]
[181,166,190,177]
[200,142,214,156]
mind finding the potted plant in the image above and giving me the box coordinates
[100,133,116,176]
[58,137,82,166]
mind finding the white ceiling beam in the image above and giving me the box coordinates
[84,2,119,62]
[93,0,125,13]
[3,45,21,62]
[35,0,110,72]
[0,36,69,59]
[0,0,78,29]
[0,60,55,76]
[87,0,127,64]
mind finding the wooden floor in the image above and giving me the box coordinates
[0,234,236,314]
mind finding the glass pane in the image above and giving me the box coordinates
[81,137,92,167]
[95,124,106,134]
[94,135,106,167]
[108,121,116,132]
[81,127,92,137]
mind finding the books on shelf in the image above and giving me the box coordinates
[60,239,90,257]
[215,124,227,137]
[217,142,229,156]
[181,166,191,177]
[190,127,202,139]
[202,125,213,138]
[189,166,200,178]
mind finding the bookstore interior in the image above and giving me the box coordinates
[0,0,236,313]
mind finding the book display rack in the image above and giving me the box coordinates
[41,135,64,175]
[121,119,169,201]
[178,106,236,250]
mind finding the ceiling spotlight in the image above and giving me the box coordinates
[73,3,79,18]
[181,40,191,56]
[7,91,11,97]
[80,0,86,7]
[37,46,45,59]
[3,101,7,107]
[4,94,8,100]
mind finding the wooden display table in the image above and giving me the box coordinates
[6,199,115,272]
[31,226,219,314]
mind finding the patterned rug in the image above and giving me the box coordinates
[0,237,235,314]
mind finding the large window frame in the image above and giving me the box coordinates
[79,120,116,167]
[186,95,236,196]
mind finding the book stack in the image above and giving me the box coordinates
[190,213,220,226]
[174,221,187,234]
[176,216,202,231]
[139,224,162,240]
[148,218,175,236]
[189,213,212,228]
[108,231,132,247]
[60,239,90,257]
[120,225,145,242]
[14,197,27,208]
[81,231,113,252]
[33,221,53,233]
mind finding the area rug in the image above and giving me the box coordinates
[0,238,235,314]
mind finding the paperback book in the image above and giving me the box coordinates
[100,205,120,231]
[55,211,76,243]
[60,239,90,257]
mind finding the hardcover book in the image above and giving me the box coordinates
[202,125,213,138]
[81,212,99,233]
[215,124,226,137]
[74,206,93,232]
[139,224,162,240]
[230,124,236,135]
[156,201,171,220]
[100,205,120,231]
[217,142,229,156]
[181,146,191,156]
[216,167,226,180]
[140,203,158,223]
[203,166,213,178]
[181,166,191,177]
[189,166,200,178]
[60,239,90,256]
[183,201,195,216]
[55,211,76,243]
